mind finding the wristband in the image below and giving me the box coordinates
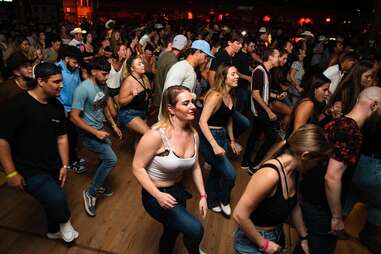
[200,194,207,200]
[229,139,235,143]
[260,239,269,252]
[62,165,70,169]
[6,171,18,179]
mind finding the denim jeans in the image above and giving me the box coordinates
[80,133,117,196]
[233,87,250,113]
[142,185,204,254]
[234,227,283,254]
[232,110,251,140]
[301,202,337,254]
[67,117,79,164]
[199,128,236,208]
[24,174,71,233]
[242,114,278,165]
[345,154,381,226]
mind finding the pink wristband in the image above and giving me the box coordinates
[200,194,207,199]
[260,239,269,252]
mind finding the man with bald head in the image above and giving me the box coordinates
[299,86,381,254]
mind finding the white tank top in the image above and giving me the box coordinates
[106,65,122,89]
[146,128,197,181]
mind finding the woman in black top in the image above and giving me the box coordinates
[199,64,241,217]
[233,124,331,254]
[287,73,330,136]
[119,55,152,136]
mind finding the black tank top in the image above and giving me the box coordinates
[207,102,234,127]
[250,160,297,227]
[121,75,151,111]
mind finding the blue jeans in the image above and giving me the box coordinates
[199,128,236,208]
[119,108,147,126]
[234,227,283,254]
[301,202,337,254]
[80,134,117,196]
[142,185,204,254]
[233,87,250,113]
[345,154,381,226]
[24,174,71,233]
[232,110,251,139]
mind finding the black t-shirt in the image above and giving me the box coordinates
[0,92,67,179]
[210,48,232,71]
[251,65,271,116]
[233,50,252,89]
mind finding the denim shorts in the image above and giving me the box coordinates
[119,108,147,126]
[234,227,283,254]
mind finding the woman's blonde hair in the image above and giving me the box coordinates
[154,85,193,130]
[258,124,331,169]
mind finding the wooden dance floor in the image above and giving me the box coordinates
[0,136,374,254]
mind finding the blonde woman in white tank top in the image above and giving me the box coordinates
[133,85,208,254]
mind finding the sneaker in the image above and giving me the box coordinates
[211,206,222,213]
[71,161,87,174]
[220,203,231,216]
[48,229,79,241]
[59,221,78,243]
[83,189,96,217]
[96,186,113,197]
[199,249,207,254]
[78,158,86,166]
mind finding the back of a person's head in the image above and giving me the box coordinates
[262,47,277,62]
[59,45,82,61]
[358,86,381,104]
[88,56,111,72]
[339,51,358,64]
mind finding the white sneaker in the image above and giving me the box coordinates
[59,221,78,243]
[47,230,79,241]
[199,249,207,254]
[211,206,222,213]
[220,203,231,216]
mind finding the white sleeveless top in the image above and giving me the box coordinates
[106,65,122,89]
[146,128,197,181]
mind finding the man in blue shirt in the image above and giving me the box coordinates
[71,57,122,217]
[57,45,86,174]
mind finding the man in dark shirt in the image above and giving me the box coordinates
[0,63,78,242]
[241,48,280,171]
[0,52,33,110]
[300,86,381,254]
[208,33,242,87]
[232,36,255,113]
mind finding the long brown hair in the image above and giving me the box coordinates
[205,64,234,99]
[258,124,331,169]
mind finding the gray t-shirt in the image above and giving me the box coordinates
[163,60,196,92]
[72,79,108,130]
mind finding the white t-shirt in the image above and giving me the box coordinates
[139,34,150,49]
[163,60,196,92]
[158,60,196,119]
[323,64,344,94]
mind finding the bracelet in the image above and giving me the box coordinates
[6,171,18,179]
[62,165,70,169]
[200,194,208,200]
[260,239,269,252]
